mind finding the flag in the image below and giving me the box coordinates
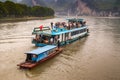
[39,25,43,30]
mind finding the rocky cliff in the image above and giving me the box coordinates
[73,0,120,16]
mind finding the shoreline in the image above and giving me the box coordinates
[0,16,54,23]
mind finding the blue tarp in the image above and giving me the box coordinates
[25,45,57,55]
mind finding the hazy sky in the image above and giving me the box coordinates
[17,0,22,2]
[0,0,22,2]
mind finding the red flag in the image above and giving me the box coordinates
[39,25,43,30]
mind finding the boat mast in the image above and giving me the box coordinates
[67,10,70,18]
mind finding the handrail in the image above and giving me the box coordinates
[33,26,50,32]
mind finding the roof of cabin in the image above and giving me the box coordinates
[51,26,86,35]
[25,45,57,55]
[67,18,84,22]
[32,26,87,36]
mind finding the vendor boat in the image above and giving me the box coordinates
[17,45,62,69]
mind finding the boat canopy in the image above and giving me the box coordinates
[25,45,57,55]
[32,26,87,36]
[32,26,50,35]
[67,18,84,22]
[51,26,87,35]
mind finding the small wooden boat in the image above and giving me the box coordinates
[17,45,62,69]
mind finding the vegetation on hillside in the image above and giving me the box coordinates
[0,1,54,18]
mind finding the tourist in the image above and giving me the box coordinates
[32,54,37,63]
[51,22,53,29]
[57,39,60,49]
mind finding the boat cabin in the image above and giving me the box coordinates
[25,45,57,63]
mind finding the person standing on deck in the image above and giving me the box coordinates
[50,37,54,44]
[57,39,60,49]
[53,23,58,30]
[51,22,53,29]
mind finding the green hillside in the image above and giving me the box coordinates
[0,1,54,18]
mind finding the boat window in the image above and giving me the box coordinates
[80,29,86,33]
[47,48,56,55]
[40,35,51,44]
[37,53,46,61]
[65,33,69,40]
[71,30,80,36]
[33,34,43,43]
[54,35,59,43]
[26,54,32,61]
[71,29,87,36]
[47,50,51,54]
[50,37,54,44]
[33,34,51,44]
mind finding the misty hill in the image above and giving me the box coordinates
[20,0,120,16]
[20,0,75,11]
[21,0,45,6]
[44,0,75,11]
[79,0,120,16]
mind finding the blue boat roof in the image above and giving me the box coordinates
[25,45,57,55]
[51,26,87,35]
[33,26,87,36]
[67,18,84,22]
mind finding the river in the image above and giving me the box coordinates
[0,17,120,80]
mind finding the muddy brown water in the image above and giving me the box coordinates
[0,17,120,80]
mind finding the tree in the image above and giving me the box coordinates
[0,1,8,17]
[4,1,17,17]
[0,1,54,18]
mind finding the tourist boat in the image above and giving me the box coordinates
[32,18,89,47]
[17,45,62,69]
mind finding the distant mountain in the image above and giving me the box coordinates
[80,0,120,16]
[44,0,75,11]
[20,0,75,11]
[21,0,46,6]
[20,0,120,16]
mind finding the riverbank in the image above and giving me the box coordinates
[0,16,54,23]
